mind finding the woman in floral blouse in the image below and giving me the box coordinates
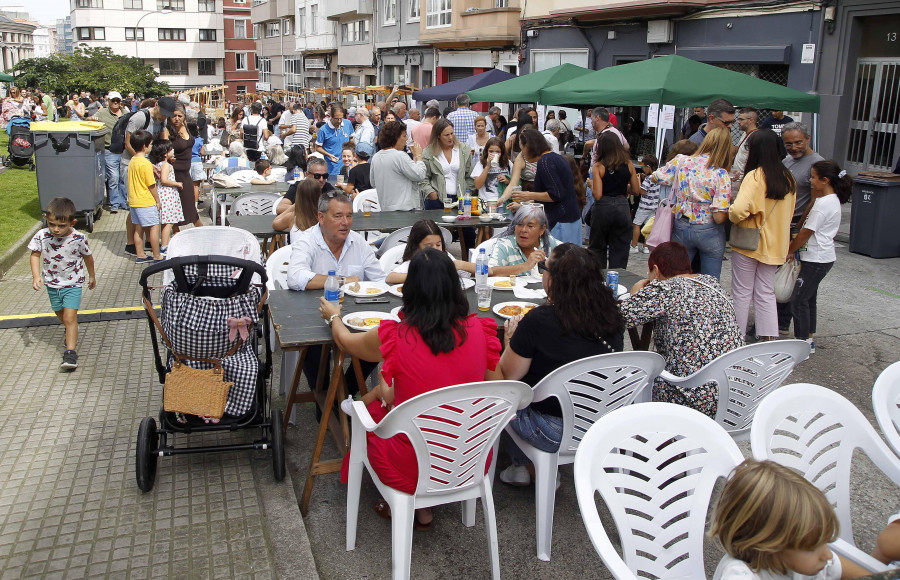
[618,241,743,417]
[651,128,733,280]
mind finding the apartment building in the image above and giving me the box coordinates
[373,0,434,90]
[325,0,375,88]
[70,0,224,91]
[250,0,297,92]
[0,13,35,70]
[33,26,58,58]
[56,17,73,54]
[224,0,257,101]
[295,0,338,88]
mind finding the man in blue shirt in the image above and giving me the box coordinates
[315,103,353,176]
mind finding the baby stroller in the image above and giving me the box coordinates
[135,226,284,492]
[4,117,35,170]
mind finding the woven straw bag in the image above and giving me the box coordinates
[163,361,234,419]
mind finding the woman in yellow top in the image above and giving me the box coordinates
[728,129,796,340]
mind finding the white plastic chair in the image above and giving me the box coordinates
[379,244,406,274]
[375,226,453,258]
[751,383,900,573]
[264,245,296,405]
[658,340,810,441]
[342,380,534,580]
[873,361,900,458]
[505,351,665,562]
[352,188,380,213]
[163,226,263,286]
[469,236,499,262]
[229,192,284,216]
[574,402,745,580]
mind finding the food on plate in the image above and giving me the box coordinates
[348,282,361,293]
[493,280,513,288]
[347,317,383,328]
[366,287,381,294]
[396,286,403,294]
[498,304,536,317]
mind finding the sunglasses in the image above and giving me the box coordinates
[717,116,735,126]
[537,261,549,274]
[111,98,122,103]
[311,173,328,179]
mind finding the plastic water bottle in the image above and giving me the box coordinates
[293,166,300,181]
[463,191,472,218]
[475,248,489,290]
[324,270,340,305]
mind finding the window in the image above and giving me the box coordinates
[125,27,144,40]
[199,29,217,41]
[124,0,141,7]
[198,0,215,11]
[265,22,279,37]
[341,19,369,43]
[257,56,271,83]
[282,18,292,35]
[310,4,318,34]
[236,85,247,95]
[284,58,302,92]
[494,0,506,6]
[75,0,102,7]
[297,8,305,34]
[159,0,184,9]
[253,23,262,39]
[383,0,396,23]
[76,27,105,40]
[159,28,186,41]
[233,19,247,39]
[197,59,216,75]
[235,52,247,70]
[159,58,188,75]
[408,0,420,20]
[426,0,451,28]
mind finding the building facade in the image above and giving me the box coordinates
[56,17,73,54]
[373,0,435,90]
[224,0,258,101]
[295,0,338,88]
[0,14,36,71]
[326,0,375,88]
[250,0,297,92]
[33,26,58,58]
[70,0,224,91]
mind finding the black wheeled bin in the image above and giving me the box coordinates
[849,176,900,259]
[32,121,108,233]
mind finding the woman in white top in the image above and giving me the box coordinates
[385,219,476,284]
[419,118,475,209]
[786,160,852,352]
[472,137,512,204]
[465,115,491,162]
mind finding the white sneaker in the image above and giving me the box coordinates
[629,245,640,254]
[499,465,531,487]
[640,245,650,254]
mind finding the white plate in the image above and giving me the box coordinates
[487,276,525,290]
[390,306,402,319]
[460,278,475,290]
[492,301,539,319]
[341,281,389,298]
[388,284,404,297]
[342,311,391,332]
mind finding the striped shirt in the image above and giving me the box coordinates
[284,111,311,150]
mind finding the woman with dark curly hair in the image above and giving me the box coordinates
[498,244,624,486]
[369,120,426,211]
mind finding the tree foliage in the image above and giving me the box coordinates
[11,46,170,96]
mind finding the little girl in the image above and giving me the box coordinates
[472,137,511,208]
[786,160,853,354]
[148,139,184,253]
[711,459,868,579]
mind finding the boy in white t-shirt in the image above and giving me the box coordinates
[29,197,97,370]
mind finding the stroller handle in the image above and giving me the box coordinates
[139,255,268,297]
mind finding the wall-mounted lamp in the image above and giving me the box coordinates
[824,4,836,34]
[526,29,539,38]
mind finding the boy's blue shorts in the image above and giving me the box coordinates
[47,286,83,311]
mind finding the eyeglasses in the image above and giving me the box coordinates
[717,116,735,127]
[311,173,329,179]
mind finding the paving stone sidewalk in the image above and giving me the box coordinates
[0,209,317,579]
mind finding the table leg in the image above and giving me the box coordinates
[211,188,218,225]
[351,357,367,397]
[282,346,312,436]
[458,226,469,259]
[299,348,348,516]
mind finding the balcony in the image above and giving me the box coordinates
[323,0,373,20]
[251,0,293,23]
[296,24,338,53]
[419,0,520,48]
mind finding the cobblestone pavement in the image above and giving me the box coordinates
[0,208,315,580]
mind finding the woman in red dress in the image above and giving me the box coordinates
[319,248,502,529]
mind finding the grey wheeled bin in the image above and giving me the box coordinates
[32,122,108,233]
[849,176,900,259]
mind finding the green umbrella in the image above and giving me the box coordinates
[466,63,593,104]
[540,55,820,112]
[0,72,14,82]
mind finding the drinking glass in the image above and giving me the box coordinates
[477,286,493,311]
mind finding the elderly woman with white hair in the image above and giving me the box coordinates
[488,204,561,277]
[215,141,253,170]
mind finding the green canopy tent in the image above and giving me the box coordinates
[0,73,14,82]
[539,55,820,112]
[465,63,593,104]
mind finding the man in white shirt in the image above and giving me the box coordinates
[588,107,629,164]
[287,191,384,393]
[242,102,271,161]
[352,107,376,151]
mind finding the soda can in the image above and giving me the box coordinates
[606,271,619,294]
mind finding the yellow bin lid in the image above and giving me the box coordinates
[30,121,107,132]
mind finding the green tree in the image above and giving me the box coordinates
[12,46,170,96]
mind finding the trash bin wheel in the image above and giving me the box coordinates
[94,207,102,221]
[85,211,94,233]
[271,410,285,481]
[136,416,159,492]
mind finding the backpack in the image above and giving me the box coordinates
[109,109,151,154]
[243,117,264,151]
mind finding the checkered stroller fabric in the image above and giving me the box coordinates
[160,283,263,417]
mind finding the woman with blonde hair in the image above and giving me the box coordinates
[651,126,733,279]
[419,118,475,247]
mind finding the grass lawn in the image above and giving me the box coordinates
[0,130,42,255]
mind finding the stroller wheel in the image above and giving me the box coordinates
[271,410,285,481]
[136,417,159,492]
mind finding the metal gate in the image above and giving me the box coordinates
[847,58,900,173]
